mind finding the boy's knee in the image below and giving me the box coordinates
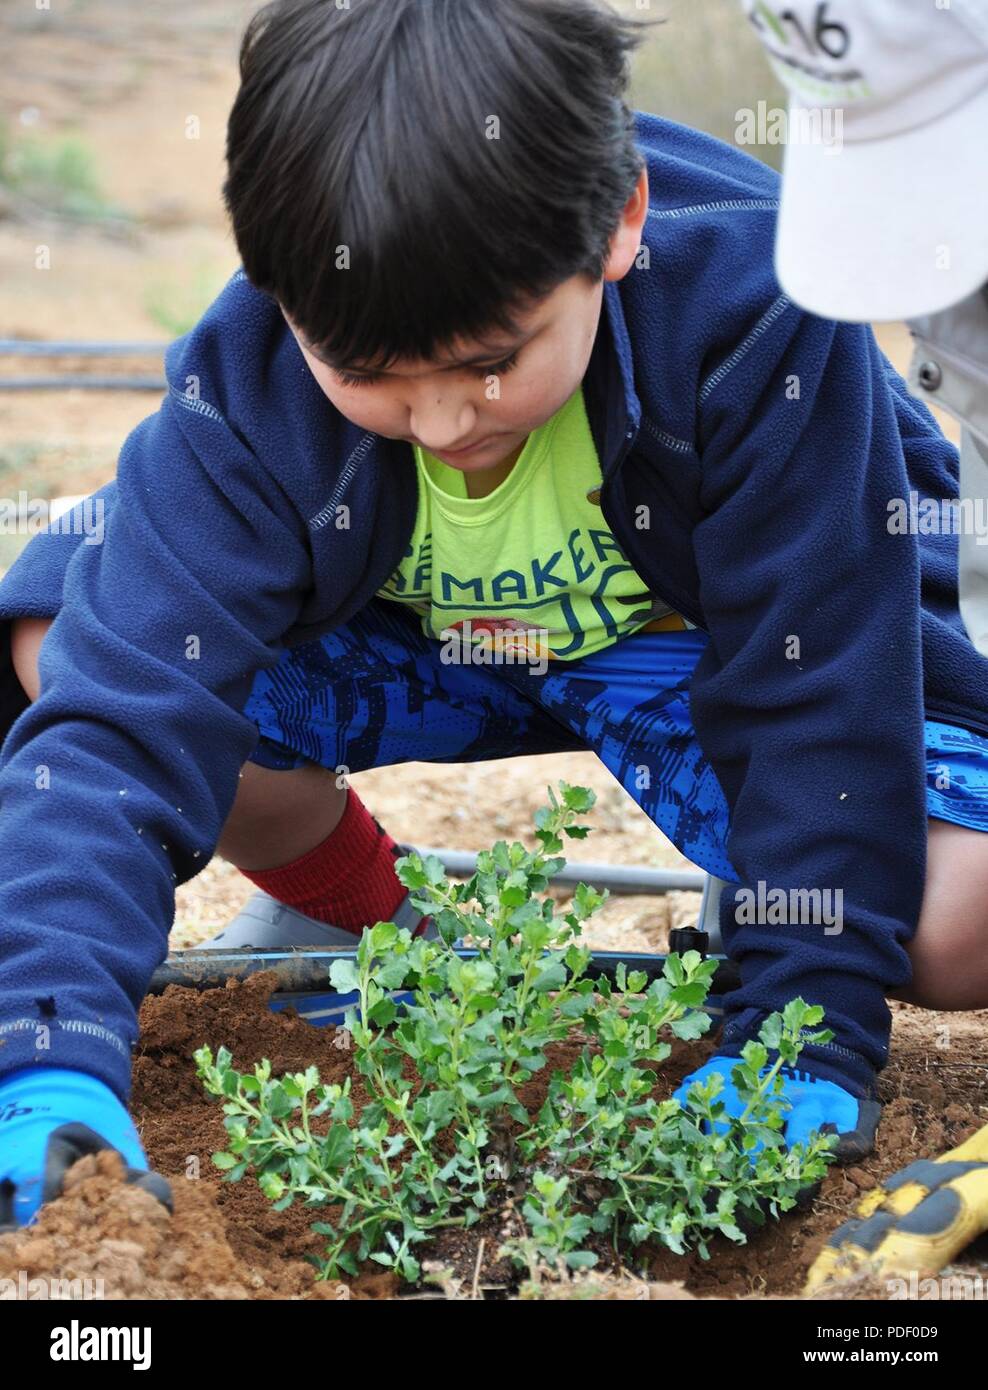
[216,760,345,869]
[895,917,988,1011]
[7,617,347,872]
[10,616,54,703]
[903,820,988,1010]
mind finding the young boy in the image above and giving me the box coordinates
[3,0,988,1226]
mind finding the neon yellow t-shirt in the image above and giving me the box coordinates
[377,385,685,662]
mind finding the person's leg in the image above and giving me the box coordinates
[13,612,448,935]
[890,818,988,1009]
[511,632,988,1013]
[218,762,413,935]
[11,614,348,869]
[889,719,988,1009]
[12,614,405,939]
[10,615,51,702]
[214,760,346,869]
[229,599,585,929]
[11,604,579,937]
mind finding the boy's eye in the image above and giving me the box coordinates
[335,351,520,390]
[486,351,520,377]
[336,372,374,388]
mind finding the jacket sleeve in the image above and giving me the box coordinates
[688,301,929,1098]
[0,387,312,1101]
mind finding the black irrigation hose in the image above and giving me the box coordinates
[0,340,167,355]
[0,339,167,391]
[0,376,167,391]
[149,946,741,998]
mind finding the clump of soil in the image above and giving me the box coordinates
[0,1148,260,1300]
[1,976,986,1300]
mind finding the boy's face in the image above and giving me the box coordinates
[283,170,649,475]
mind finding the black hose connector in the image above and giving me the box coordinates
[668,925,709,959]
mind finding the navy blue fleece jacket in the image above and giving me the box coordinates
[0,113,985,1104]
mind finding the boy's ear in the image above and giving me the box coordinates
[603,166,649,284]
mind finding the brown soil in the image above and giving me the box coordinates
[2,974,985,1301]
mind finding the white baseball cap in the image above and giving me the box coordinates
[740,0,988,322]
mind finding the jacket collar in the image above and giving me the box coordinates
[583,279,642,478]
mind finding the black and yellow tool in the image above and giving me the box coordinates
[805,1122,988,1292]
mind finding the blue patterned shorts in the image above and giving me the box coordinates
[242,597,988,879]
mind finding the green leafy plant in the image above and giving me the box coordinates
[195,783,837,1283]
[0,120,127,223]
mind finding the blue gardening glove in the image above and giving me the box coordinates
[673,1056,882,1162]
[0,1067,172,1228]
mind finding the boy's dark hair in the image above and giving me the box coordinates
[224,0,660,371]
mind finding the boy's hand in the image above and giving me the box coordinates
[673,1055,882,1161]
[0,1067,172,1228]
